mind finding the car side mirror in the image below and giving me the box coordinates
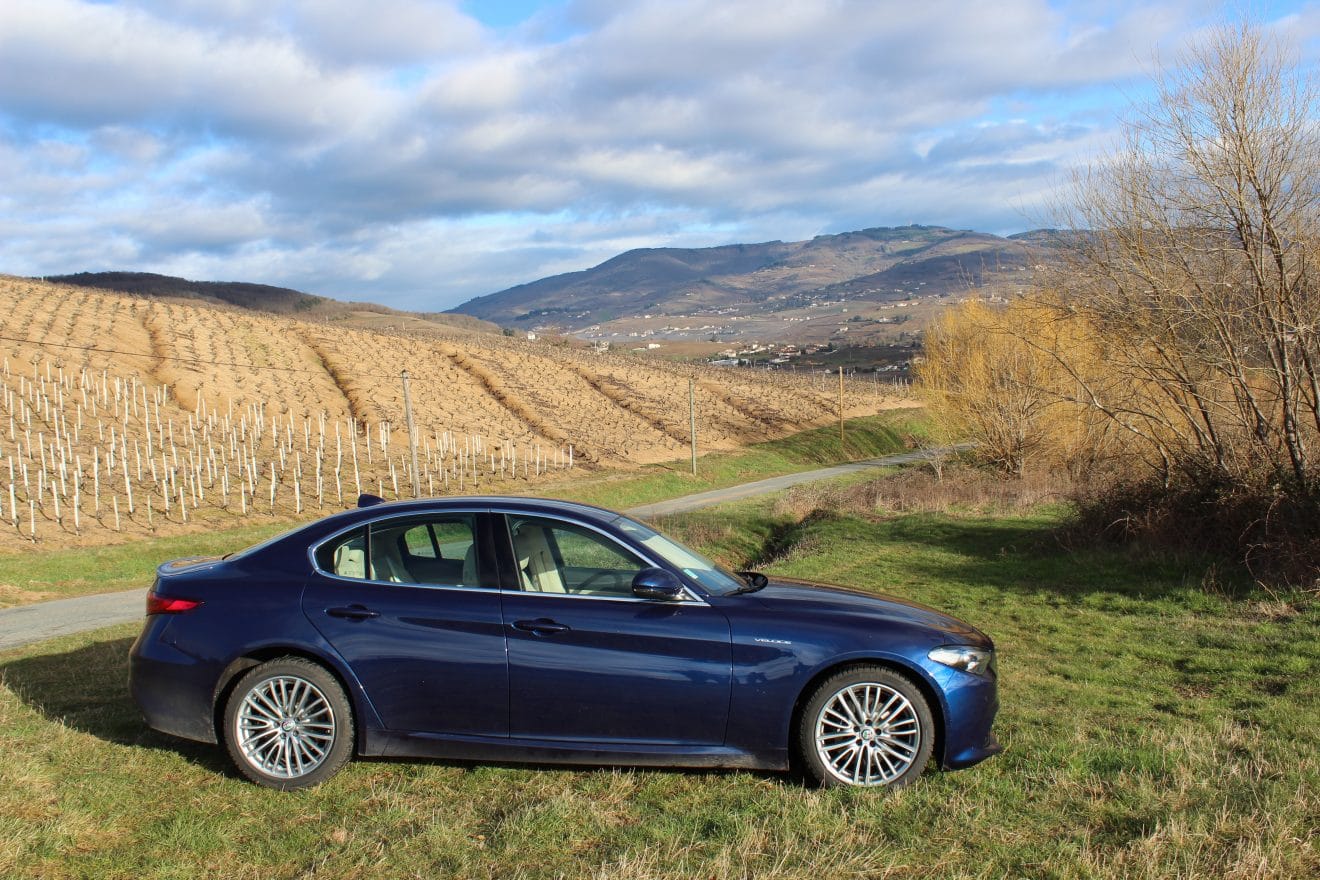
[632,567,685,601]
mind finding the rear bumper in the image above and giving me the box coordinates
[128,622,219,744]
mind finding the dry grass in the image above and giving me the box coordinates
[771,463,1073,522]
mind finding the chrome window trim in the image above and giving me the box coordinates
[308,508,496,592]
[307,504,708,605]
[500,511,707,605]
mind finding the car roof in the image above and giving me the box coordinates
[314,495,626,538]
[232,495,632,563]
[362,495,621,521]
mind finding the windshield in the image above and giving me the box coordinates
[612,516,747,596]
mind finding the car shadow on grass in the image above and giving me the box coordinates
[0,635,231,776]
[2,635,791,788]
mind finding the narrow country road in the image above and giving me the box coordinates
[0,446,955,652]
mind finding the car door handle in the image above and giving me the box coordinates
[513,618,570,636]
[326,604,380,621]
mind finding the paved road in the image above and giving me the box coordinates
[0,446,955,652]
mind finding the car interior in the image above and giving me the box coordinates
[509,518,639,597]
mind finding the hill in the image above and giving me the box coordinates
[0,275,905,547]
[450,225,1056,343]
[47,271,499,336]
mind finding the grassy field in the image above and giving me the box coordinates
[1,470,1315,878]
[0,412,923,608]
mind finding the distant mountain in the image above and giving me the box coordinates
[47,271,498,334]
[450,225,1057,331]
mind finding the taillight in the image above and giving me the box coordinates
[146,592,202,615]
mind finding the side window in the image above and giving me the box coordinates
[402,524,438,558]
[316,528,367,579]
[368,515,479,586]
[508,516,646,597]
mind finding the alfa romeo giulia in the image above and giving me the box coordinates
[129,495,1001,789]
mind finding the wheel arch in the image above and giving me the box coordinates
[788,657,947,770]
[211,646,372,754]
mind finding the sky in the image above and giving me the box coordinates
[2,1,1318,311]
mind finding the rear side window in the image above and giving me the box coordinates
[316,516,480,587]
[371,517,475,585]
[316,528,367,579]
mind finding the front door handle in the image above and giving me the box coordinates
[513,618,570,636]
[326,604,380,621]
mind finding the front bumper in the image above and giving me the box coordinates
[932,662,1002,770]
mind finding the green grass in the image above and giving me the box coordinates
[1,487,1315,878]
[0,411,926,608]
[0,522,298,608]
[541,410,927,511]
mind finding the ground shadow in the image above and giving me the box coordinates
[0,636,230,775]
[870,513,1243,601]
[1,635,787,786]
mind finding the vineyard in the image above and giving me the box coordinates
[0,276,901,547]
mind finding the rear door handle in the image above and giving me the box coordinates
[326,604,380,621]
[513,618,570,636]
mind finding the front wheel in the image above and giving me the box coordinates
[222,657,354,790]
[796,666,934,788]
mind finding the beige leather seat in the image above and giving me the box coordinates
[333,545,366,579]
[511,523,565,593]
[369,535,413,583]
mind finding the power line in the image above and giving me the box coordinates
[0,333,400,380]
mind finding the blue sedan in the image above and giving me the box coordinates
[129,496,1001,790]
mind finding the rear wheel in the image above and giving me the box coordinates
[222,657,354,790]
[796,666,934,789]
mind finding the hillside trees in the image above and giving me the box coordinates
[918,299,1120,478]
[920,21,1320,581]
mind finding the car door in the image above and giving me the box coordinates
[301,510,509,736]
[497,513,733,745]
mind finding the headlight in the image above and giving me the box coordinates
[928,645,995,676]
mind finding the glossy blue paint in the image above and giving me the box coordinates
[129,496,1001,783]
[502,591,733,744]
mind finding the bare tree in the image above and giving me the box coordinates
[1053,21,1320,496]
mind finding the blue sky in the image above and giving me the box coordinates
[1,1,1317,310]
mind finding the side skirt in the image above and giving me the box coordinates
[365,729,787,771]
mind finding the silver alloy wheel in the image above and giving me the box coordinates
[814,682,921,786]
[234,674,337,779]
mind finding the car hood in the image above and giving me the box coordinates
[745,577,991,646]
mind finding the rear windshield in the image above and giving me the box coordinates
[222,522,317,562]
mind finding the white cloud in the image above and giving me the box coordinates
[0,0,1293,308]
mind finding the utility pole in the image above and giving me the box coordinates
[401,370,421,498]
[838,366,845,448]
[689,378,698,476]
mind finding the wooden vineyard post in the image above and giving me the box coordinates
[401,370,421,498]
[688,378,697,477]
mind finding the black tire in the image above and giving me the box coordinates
[795,665,934,789]
[221,657,354,790]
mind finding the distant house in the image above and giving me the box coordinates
[525,331,538,341]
